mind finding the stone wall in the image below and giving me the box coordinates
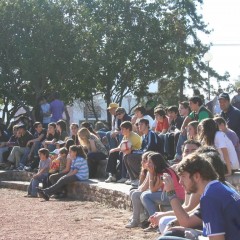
[67,181,131,210]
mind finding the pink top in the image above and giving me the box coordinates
[161,168,185,201]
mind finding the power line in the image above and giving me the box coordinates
[212,43,240,46]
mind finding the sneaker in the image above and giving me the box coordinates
[117,178,127,183]
[125,179,131,185]
[140,219,150,229]
[131,179,139,187]
[37,188,49,201]
[143,225,158,232]
[105,175,116,183]
[17,165,24,171]
[24,166,33,172]
[125,220,139,228]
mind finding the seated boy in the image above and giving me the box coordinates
[25,148,51,197]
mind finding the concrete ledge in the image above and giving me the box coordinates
[0,170,132,210]
[0,181,29,191]
[1,170,240,211]
[0,170,32,182]
[67,180,132,210]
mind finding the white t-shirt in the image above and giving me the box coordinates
[41,103,51,124]
[135,115,154,129]
[214,131,240,170]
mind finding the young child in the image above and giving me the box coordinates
[38,145,89,201]
[25,148,51,197]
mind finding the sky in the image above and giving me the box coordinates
[201,0,240,90]
[150,0,240,94]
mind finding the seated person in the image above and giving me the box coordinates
[132,106,154,133]
[78,127,108,178]
[126,152,184,229]
[22,122,47,170]
[149,139,201,232]
[158,148,240,240]
[123,118,163,187]
[214,116,240,166]
[25,148,51,198]
[153,108,169,134]
[56,119,68,141]
[6,124,33,170]
[0,125,18,164]
[70,123,79,145]
[105,121,142,183]
[38,145,89,201]
[160,106,183,160]
[48,147,72,197]
[25,140,65,172]
[104,107,131,150]
[42,122,59,151]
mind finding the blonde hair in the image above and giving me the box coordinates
[77,127,91,147]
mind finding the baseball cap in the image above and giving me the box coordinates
[107,103,119,110]
[55,140,65,145]
[218,92,230,101]
[16,123,26,129]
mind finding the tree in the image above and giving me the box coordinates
[156,0,229,102]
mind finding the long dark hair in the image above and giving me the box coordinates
[69,145,86,159]
[198,118,218,146]
[148,153,170,175]
[56,119,67,132]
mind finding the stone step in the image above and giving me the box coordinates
[0,170,133,210]
[0,181,29,191]
[1,170,240,211]
[67,180,132,209]
[0,170,32,182]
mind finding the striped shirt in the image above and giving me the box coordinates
[71,156,89,180]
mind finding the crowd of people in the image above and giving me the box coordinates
[0,90,240,239]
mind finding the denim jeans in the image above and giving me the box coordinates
[28,173,48,196]
[157,236,188,240]
[44,174,78,196]
[140,190,170,216]
[19,147,31,167]
[130,189,145,224]
[0,147,8,162]
[87,152,107,178]
[175,133,187,158]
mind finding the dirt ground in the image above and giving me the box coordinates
[0,188,159,240]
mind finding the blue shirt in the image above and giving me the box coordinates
[141,130,163,154]
[71,156,89,180]
[50,99,64,122]
[39,158,51,175]
[201,180,240,240]
[221,105,240,140]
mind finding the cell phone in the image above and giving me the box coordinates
[160,176,163,180]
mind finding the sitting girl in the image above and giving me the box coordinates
[126,152,184,228]
[78,127,108,178]
[37,145,88,201]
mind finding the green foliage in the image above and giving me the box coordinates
[0,0,228,124]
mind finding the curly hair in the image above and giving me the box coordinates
[177,153,218,181]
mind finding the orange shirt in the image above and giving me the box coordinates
[155,117,169,132]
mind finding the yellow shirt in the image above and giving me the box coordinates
[123,131,142,150]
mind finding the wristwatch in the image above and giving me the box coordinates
[167,221,175,228]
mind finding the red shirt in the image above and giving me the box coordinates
[155,117,169,132]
